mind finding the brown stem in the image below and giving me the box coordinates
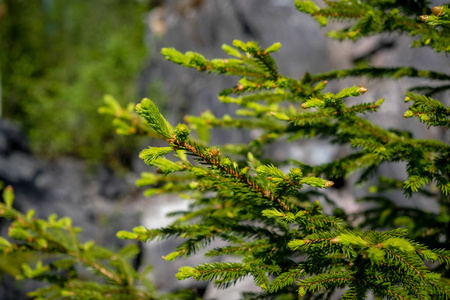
[171,139,289,211]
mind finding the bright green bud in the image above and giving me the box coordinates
[116,231,138,240]
[247,152,255,161]
[265,42,281,53]
[60,291,74,297]
[271,112,290,121]
[313,80,328,91]
[419,114,429,122]
[369,185,378,193]
[301,98,325,109]
[189,181,199,189]
[301,176,333,188]
[3,186,14,208]
[163,251,181,261]
[295,211,306,217]
[136,98,173,138]
[332,234,369,247]
[421,249,438,261]
[221,157,232,166]
[375,98,385,106]
[83,240,95,250]
[174,123,191,142]
[139,147,173,165]
[26,209,35,220]
[403,110,414,118]
[288,239,309,250]
[9,227,31,241]
[262,209,285,218]
[36,238,48,249]
[285,212,295,221]
[0,236,12,248]
[347,31,358,39]
[368,248,385,263]
[133,225,148,234]
[232,40,248,51]
[295,0,320,14]
[223,114,232,122]
[176,266,200,280]
[383,238,415,252]
[136,172,157,186]
[290,168,303,176]
[316,16,327,26]
[222,44,241,57]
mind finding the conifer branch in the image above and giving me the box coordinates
[308,67,450,83]
[170,138,290,211]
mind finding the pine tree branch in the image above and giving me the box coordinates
[308,67,450,83]
[169,138,290,211]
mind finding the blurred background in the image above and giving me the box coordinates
[0,0,151,168]
[0,0,448,299]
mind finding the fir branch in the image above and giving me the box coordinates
[308,67,450,83]
[171,138,290,211]
[268,268,305,293]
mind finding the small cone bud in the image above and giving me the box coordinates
[431,6,443,17]
[357,86,368,94]
[420,15,429,22]
[325,181,334,188]
[403,110,414,118]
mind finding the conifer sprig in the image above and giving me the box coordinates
[296,1,450,52]
[0,186,156,299]
[308,66,450,83]
[135,98,295,211]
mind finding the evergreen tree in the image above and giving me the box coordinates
[1,1,450,299]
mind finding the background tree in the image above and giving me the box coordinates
[0,0,150,167]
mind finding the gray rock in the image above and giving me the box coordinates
[0,120,29,155]
[0,124,142,298]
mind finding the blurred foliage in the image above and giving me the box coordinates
[0,0,151,168]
